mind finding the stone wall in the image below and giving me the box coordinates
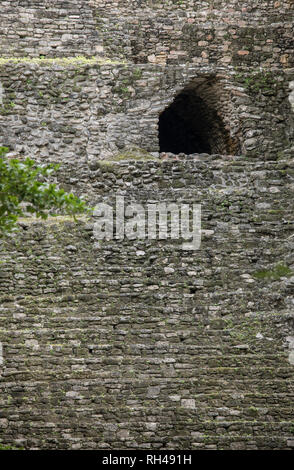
[0,1,293,159]
[0,1,293,68]
[1,156,294,450]
[0,0,102,58]
[93,0,294,67]
[0,60,293,161]
[0,0,294,452]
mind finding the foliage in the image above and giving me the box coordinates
[0,148,88,236]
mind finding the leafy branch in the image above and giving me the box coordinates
[0,147,90,236]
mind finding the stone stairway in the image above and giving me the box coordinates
[0,157,294,449]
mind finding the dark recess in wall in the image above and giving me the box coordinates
[159,91,212,154]
[158,86,237,155]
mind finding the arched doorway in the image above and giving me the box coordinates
[158,80,239,155]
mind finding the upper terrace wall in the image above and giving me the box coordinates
[0,60,293,162]
[0,1,292,159]
[0,1,293,68]
[0,0,102,58]
[94,0,294,66]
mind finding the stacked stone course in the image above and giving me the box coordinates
[1,157,294,449]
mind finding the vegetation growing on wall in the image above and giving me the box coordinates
[235,70,278,95]
[0,147,88,235]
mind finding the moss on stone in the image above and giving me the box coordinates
[235,70,278,95]
[253,263,293,281]
[103,148,157,163]
[0,56,126,67]
[0,444,24,450]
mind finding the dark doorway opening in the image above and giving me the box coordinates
[158,85,236,155]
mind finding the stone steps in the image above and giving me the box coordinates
[1,157,294,449]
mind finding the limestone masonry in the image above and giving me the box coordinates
[0,0,294,450]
